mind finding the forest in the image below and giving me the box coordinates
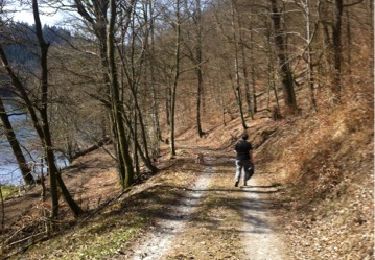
[0,0,373,259]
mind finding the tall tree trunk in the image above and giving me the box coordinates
[170,0,181,157]
[32,0,82,217]
[74,0,136,187]
[133,110,141,175]
[331,0,344,103]
[346,8,353,85]
[251,55,257,113]
[133,94,156,171]
[149,0,162,143]
[0,98,34,185]
[109,0,135,188]
[249,14,257,114]
[270,0,298,114]
[195,0,204,137]
[126,7,157,173]
[166,87,171,127]
[236,3,253,119]
[32,0,58,217]
[231,0,247,129]
[304,0,317,111]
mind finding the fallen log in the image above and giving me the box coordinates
[69,137,112,162]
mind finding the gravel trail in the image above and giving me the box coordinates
[123,165,214,260]
[117,154,288,259]
[240,179,286,260]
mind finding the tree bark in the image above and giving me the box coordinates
[346,8,353,85]
[270,0,298,114]
[32,0,82,217]
[149,0,162,143]
[231,0,247,129]
[32,0,58,218]
[195,0,204,137]
[331,0,344,103]
[0,97,34,185]
[235,3,254,119]
[108,0,135,188]
[170,0,181,157]
[303,0,317,111]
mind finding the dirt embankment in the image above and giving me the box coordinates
[254,103,374,259]
[179,95,373,259]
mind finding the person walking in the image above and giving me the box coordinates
[234,133,254,187]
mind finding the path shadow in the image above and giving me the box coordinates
[152,185,281,194]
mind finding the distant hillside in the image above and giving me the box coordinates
[0,23,72,97]
[2,22,72,67]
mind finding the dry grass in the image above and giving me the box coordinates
[253,81,374,259]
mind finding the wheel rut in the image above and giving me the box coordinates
[117,154,287,259]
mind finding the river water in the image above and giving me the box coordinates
[0,101,69,185]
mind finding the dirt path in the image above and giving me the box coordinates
[120,165,214,260]
[240,182,285,260]
[117,152,288,259]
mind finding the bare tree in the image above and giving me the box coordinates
[270,0,298,114]
[170,0,182,156]
[230,0,247,128]
[194,0,205,137]
[0,0,82,217]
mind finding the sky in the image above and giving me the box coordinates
[6,3,68,26]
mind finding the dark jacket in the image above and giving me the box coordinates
[235,140,252,161]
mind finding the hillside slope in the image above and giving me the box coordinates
[254,102,374,259]
[182,92,374,259]
[3,95,373,259]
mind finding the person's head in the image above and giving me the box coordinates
[241,133,249,140]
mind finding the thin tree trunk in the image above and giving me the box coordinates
[346,8,353,85]
[32,0,58,217]
[195,0,204,137]
[272,69,280,110]
[304,0,317,111]
[0,97,34,185]
[0,185,4,231]
[149,0,162,142]
[332,0,344,103]
[166,88,171,127]
[127,7,156,172]
[133,96,156,171]
[74,0,136,188]
[249,15,257,114]
[236,3,253,119]
[109,0,135,187]
[251,57,257,113]
[133,110,141,175]
[34,0,83,217]
[170,0,181,157]
[231,0,247,129]
[56,171,82,216]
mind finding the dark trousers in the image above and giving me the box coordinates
[235,160,254,183]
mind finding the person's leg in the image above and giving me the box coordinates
[248,162,254,180]
[234,160,242,187]
[243,160,251,186]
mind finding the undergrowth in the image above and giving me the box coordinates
[0,185,18,200]
[19,213,147,260]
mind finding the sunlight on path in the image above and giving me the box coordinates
[240,181,285,260]
[128,166,214,260]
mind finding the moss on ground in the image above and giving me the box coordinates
[0,185,18,199]
[19,213,146,260]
